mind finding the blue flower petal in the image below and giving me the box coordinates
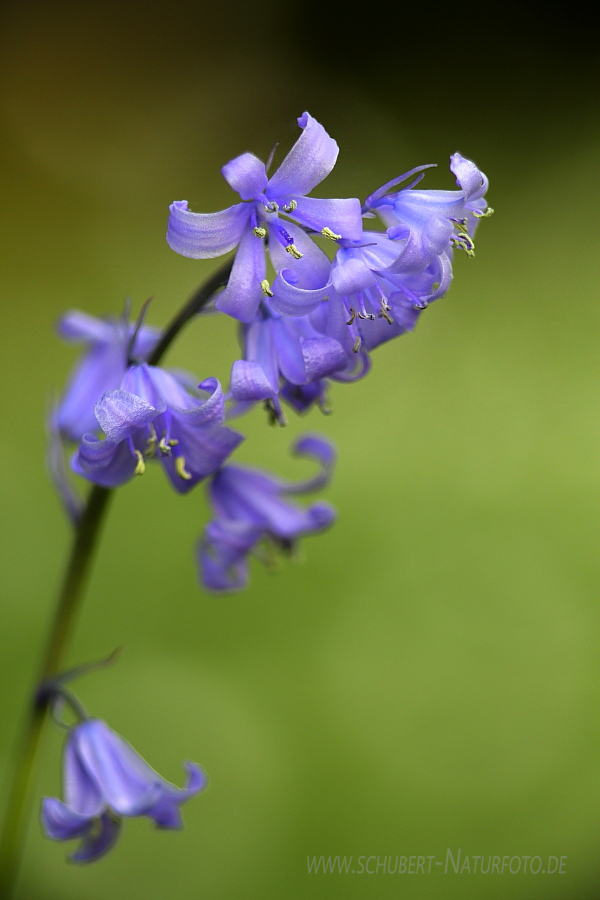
[69,813,121,864]
[41,797,92,841]
[266,112,339,199]
[71,434,138,488]
[290,196,363,242]
[215,228,265,323]
[230,360,276,402]
[166,199,250,259]
[221,152,268,201]
[94,389,159,443]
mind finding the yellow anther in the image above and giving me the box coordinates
[158,437,171,456]
[321,226,342,242]
[134,450,146,476]
[282,200,298,213]
[473,206,494,218]
[285,244,303,259]
[145,424,158,455]
[450,234,475,257]
[167,439,179,447]
[252,225,267,238]
[175,456,192,480]
[260,279,274,297]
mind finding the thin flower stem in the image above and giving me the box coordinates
[0,257,233,899]
[147,258,233,366]
[0,485,111,899]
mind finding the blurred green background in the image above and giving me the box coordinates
[1,1,599,898]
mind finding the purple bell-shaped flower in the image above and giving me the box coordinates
[228,300,348,424]
[41,718,205,863]
[166,113,363,323]
[198,435,335,591]
[363,153,492,274]
[72,364,242,492]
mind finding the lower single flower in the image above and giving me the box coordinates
[198,434,336,591]
[41,718,205,863]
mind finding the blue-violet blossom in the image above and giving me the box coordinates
[198,435,335,591]
[41,718,205,862]
[363,154,492,275]
[229,300,349,424]
[72,364,242,492]
[166,113,363,323]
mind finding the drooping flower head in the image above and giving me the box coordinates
[56,309,158,441]
[72,363,242,492]
[228,300,349,424]
[41,718,205,863]
[166,113,363,323]
[363,154,492,273]
[308,231,433,359]
[198,435,335,591]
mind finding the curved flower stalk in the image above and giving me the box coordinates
[72,364,242,492]
[228,300,349,424]
[166,112,363,323]
[41,718,204,863]
[198,435,335,591]
[56,310,159,441]
[363,154,492,272]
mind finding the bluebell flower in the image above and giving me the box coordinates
[56,310,158,441]
[166,113,363,323]
[306,231,442,360]
[41,718,205,863]
[228,300,349,424]
[363,154,492,274]
[198,435,335,591]
[72,363,242,492]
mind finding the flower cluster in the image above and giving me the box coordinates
[52,112,490,591]
[167,113,491,419]
[43,112,490,864]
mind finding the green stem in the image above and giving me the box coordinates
[0,485,112,899]
[0,257,233,899]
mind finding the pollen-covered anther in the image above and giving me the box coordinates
[321,227,342,242]
[134,450,146,476]
[252,225,267,238]
[450,233,475,257]
[378,306,394,325]
[451,217,469,234]
[260,279,274,297]
[145,424,158,455]
[352,335,362,354]
[473,206,494,218]
[158,437,172,456]
[263,399,287,427]
[264,201,279,213]
[285,244,303,259]
[174,456,192,480]
[281,200,297,213]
